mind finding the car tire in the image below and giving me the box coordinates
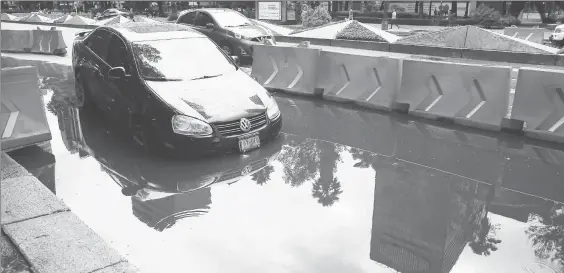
[74,71,96,111]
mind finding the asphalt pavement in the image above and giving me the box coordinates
[3,22,564,273]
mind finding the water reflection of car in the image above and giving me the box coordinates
[71,22,282,156]
[96,8,131,20]
[73,106,283,231]
[176,8,276,58]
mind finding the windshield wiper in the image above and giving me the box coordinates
[144,77,182,81]
[189,74,222,81]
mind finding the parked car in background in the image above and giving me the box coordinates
[549,24,564,47]
[71,22,282,157]
[176,8,275,58]
[96,8,131,20]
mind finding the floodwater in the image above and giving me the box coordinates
[7,68,564,273]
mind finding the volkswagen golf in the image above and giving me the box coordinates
[72,22,282,156]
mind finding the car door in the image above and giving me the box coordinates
[193,12,223,43]
[102,34,140,126]
[82,28,113,112]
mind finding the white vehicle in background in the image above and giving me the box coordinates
[549,24,564,47]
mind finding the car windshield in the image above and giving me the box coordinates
[556,28,562,33]
[131,38,236,81]
[211,11,251,28]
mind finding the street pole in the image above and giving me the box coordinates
[381,1,388,30]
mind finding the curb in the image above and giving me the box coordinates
[1,152,140,273]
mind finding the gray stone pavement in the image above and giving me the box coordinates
[1,152,140,273]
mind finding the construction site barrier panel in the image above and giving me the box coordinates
[1,66,51,151]
[0,29,33,52]
[396,59,511,131]
[511,68,564,144]
[251,45,320,96]
[30,29,67,55]
[503,27,546,44]
[316,51,401,111]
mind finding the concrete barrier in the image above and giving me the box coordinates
[330,39,390,51]
[1,66,51,151]
[30,28,67,55]
[317,51,401,111]
[389,43,464,58]
[1,29,66,55]
[503,27,546,44]
[0,29,33,52]
[251,45,321,96]
[461,49,557,66]
[396,59,511,131]
[511,68,564,143]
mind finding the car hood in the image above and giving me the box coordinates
[226,25,271,38]
[145,70,270,123]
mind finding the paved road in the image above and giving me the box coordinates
[3,23,564,273]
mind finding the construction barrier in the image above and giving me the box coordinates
[503,27,546,44]
[511,68,564,143]
[30,28,67,55]
[251,44,320,96]
[1,66,51,151]
[316,52,402,111]
[0,29,33,52]
[396,59,511,131]
[0,29,66,55]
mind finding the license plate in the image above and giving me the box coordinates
[238,134,260,153]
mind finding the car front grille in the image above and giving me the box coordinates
[217,158,269,182]
[213,112,267,137]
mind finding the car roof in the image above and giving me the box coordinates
[108,22,206,42]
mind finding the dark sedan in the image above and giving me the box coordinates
[71,22,282,157]
[177,8,275,58]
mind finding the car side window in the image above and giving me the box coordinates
[85,29,112,61]
[179,12,196,25]
[194,12,214,27]
[106,35,132,73]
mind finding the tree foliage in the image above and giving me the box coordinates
[301,5,332,28]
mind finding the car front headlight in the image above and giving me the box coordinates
[171,115,213,137]
[266,95,280,120]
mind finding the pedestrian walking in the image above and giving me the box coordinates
[390,9,400,29]
[348,9,353,21]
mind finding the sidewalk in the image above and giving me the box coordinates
[1,232,31,273]
[1,152,140,273]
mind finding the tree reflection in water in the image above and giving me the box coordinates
[527,203,564,269]
[131,43,166,79]
[272,137,345,207]
[252,165,274,186]
[469,216,502,256]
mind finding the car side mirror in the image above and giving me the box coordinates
[108,67,129,80]
[205,23,215,29]
[231,55,240,66]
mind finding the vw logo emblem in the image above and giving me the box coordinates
[241,165,252,176]
[240,118,251,132]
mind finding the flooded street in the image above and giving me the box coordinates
[8,71,564,273]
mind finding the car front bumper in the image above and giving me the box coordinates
[161,115,282,156]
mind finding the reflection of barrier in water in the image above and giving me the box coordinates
[370,158,490,273]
